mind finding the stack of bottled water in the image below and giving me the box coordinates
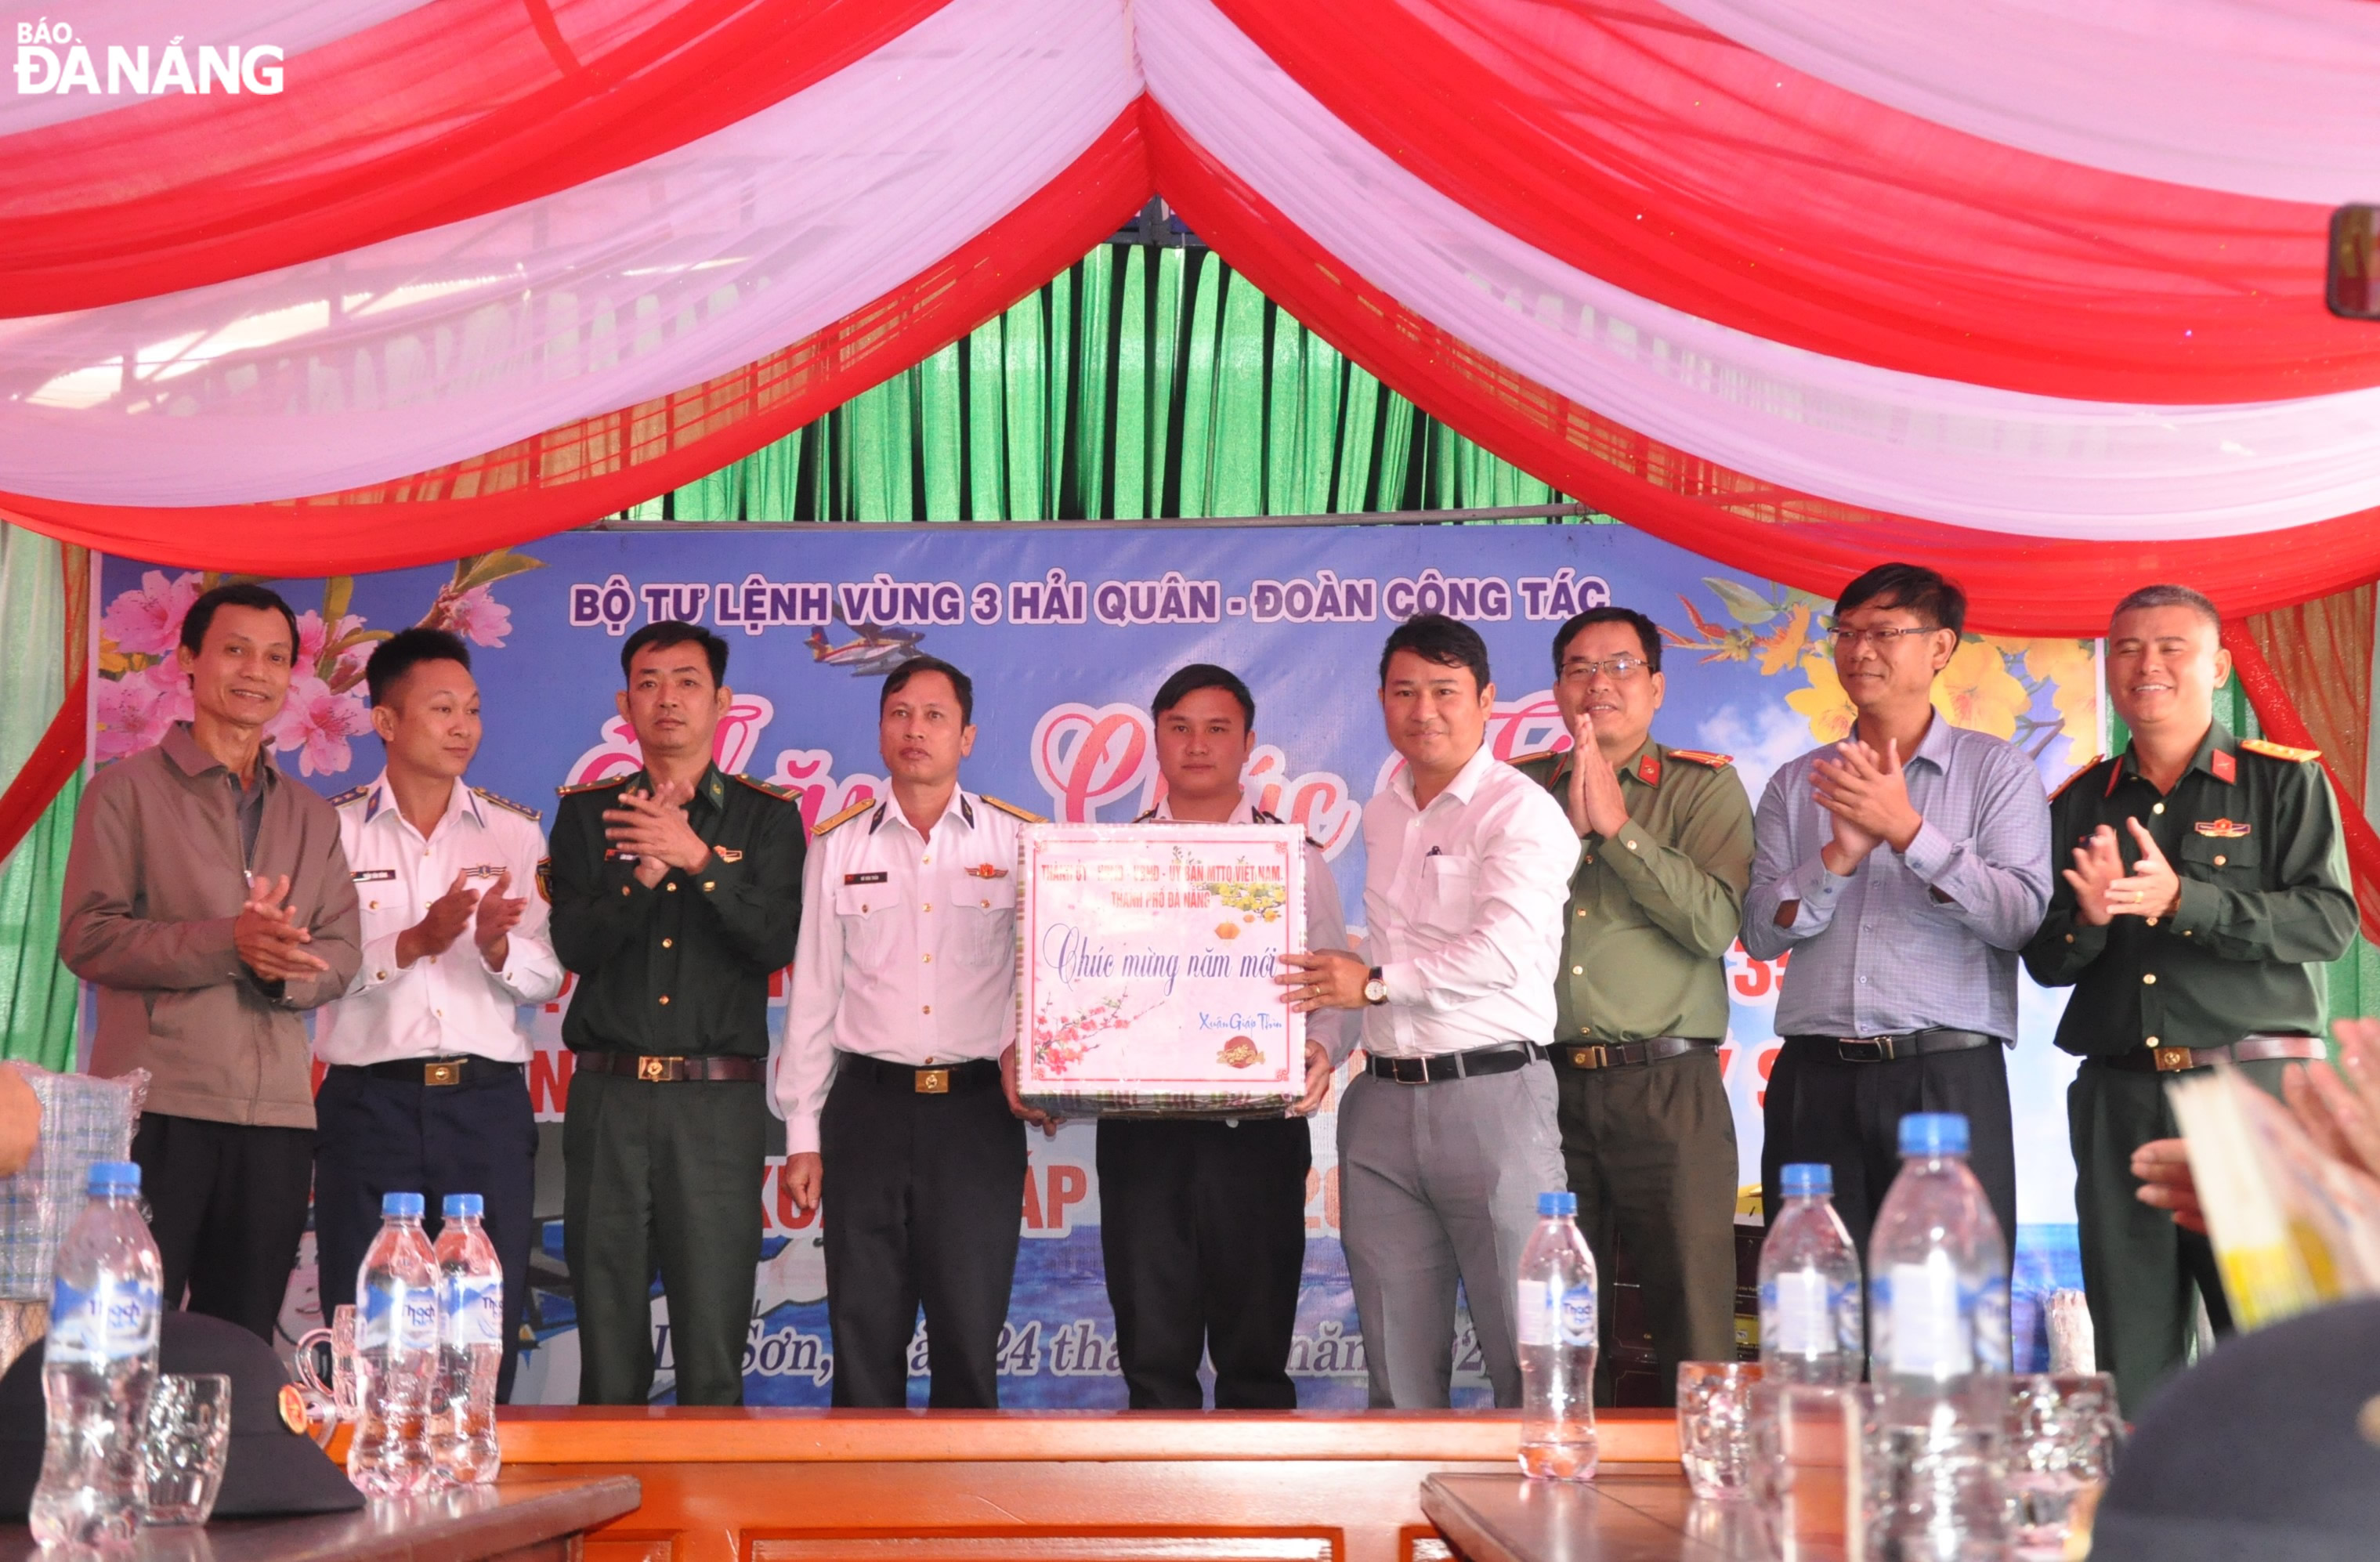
[30,1161,163,1549]
[1868,1113,2011,1562]
[1517,1190,1600,1481]
[429,1193,505,1484]
[349,1191,444,1499]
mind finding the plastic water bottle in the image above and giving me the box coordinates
[1759,1162,1865,1386]
[350,1191,440,1499]
[1516,1189,1599,1481]
[30,1161,163,1549]
[429,1194,505,1484]
[1868,1115,2010,1561]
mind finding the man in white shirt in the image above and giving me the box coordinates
[776,656,1044,1408]
[313,629,562,1398]
[1281,615,1579,1408]
[1100,663,1358,1408]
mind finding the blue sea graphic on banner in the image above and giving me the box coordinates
[93,522,2100,1403]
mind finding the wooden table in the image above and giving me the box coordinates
[1422,1472,1771,1562]
[0,1476,640,1562]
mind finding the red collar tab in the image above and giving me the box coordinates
[2211,749,2237,785]
[1637,753,1661,786]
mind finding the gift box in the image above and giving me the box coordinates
[1015,823,1307,1117]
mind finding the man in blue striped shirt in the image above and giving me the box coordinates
[1742,565,2052,1256]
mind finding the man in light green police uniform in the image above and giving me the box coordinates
[1513,606,1754,1405]
[2024,583,2356,1416]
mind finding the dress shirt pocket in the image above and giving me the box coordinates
[833,882,899,967]
[957,879,1018,968]
[1420,855,1478,935]
[2176,831,2262,885]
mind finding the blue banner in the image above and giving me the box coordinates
[95,522,2095,1402]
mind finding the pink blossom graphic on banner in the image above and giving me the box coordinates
[99,569,201,658]
[94,662,194,761]
[270,675,372,776]
[443,585,513,648]
[295,609,367,686]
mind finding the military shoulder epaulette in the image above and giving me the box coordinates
[327,783,371,808]
[470,785,541,823]
[1132,808,1159,823]
[557,776,629,796]
[733,774,796,801]
[2240,737,2321,764]
[2048,757,2107,802]
[1510,748,1561,767]
[1666,748,1734,768]
[812,800,873,837]
[982,794,1047,824]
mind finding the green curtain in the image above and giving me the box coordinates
[642,244,1572,525]
[0,522,78,1069]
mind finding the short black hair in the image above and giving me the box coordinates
[2111,582,2221,633]
[365,627,472,707]
[881,656,974,725]
[1379,613,1491,692]
[180,582,298,660]
[1834,563,1966,638]
[620,620,727,686]
[1551,607,1662,675]
[1152,663,1255,728]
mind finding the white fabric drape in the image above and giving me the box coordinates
[1656,0,2380,205]
[0,0,1138,506]
[1138,0,2380,542]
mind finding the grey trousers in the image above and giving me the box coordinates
[1337,1059,1567,1408]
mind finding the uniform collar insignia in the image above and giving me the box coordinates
[1637,751,1661,786]
[2211,749,2237,784]
[705,772,726,807]
[867,802,889,833]
[960,794,977,829]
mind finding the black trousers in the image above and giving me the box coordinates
[562,1069,768,1406]
[1760,1037,2018,1264]
[820,1059,1025,1408]
[1096,1115,1312,1409]
[313,1063,537,1401]
[129,1113,313,1343]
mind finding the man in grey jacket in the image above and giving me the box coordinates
[60,583,360,1340]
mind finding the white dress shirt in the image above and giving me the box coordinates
[313,773,563,1066]
[776,787,1029,1155]
[1360,741,1581,1058]
[1148,793,1362,1067]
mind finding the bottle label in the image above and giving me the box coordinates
[443,1276,503,1348]
[1886,1259,1973,1376]
[45,1276,158,1365]
[360,1283,441,1354]
[1557,1284,1597,1347]
[1770,1269,1832,1356]
[1515,1280,1554,1347]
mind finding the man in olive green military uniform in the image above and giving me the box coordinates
[2023,584,2355,1415]
[1514,606,1754,1405]
[548,620,805,1405]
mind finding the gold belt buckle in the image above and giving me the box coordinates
[638,1054,682,1083]
[915,1068,950,1094]
[423,1061,461,1087]
[2153,1047,2197,1073]
[1569,1046,1608,1070]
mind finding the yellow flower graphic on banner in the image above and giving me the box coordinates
[1934,642,2031,739]
[1787,654,1857,743]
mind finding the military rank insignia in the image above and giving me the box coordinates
[2195,819,2252,838]
[964,862,1010,879]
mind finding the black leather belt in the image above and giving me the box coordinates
[337,1057,522,1087]
[1368,1042,1544,1085]
[2096,1033,2325,1075]
[575,1052,765,1083]
[836,1051,1003,1095]
[1553,1036,1716,1071]
[1787,1029,2000,1064]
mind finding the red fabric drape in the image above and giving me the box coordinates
[0,0,947,316]
[0,544,89,871]
[2224,623,2380,945]
[1214,0,2376,403]
[0,113,1150,576]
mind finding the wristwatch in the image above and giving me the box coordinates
[1363,966,1388,1006]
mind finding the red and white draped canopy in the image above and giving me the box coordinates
[3,0,2378,635]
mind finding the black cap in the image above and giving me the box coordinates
[2089,1296,2380,1560]
[0,1311,364,1520]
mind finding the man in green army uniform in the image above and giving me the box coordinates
[2023,584,2356,1415]
[547,620,805,1405]
[1514,606,1755,1405]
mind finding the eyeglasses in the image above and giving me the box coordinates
[1558,654,1649,682]
[1827,626,1945,652]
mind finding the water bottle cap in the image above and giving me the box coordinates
[382,1191,426,1219]
[1898,1112,1969,1157]
[443,1193,484,1219]
[1781,1162,1833,1198]
[87,1160,141,1195]
[1537,1190,1577,1218]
